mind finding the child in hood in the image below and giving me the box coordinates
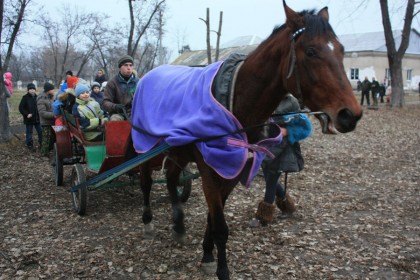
[4,72,13,94]
[72,83,108,141]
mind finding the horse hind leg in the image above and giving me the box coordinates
[165,159,187,244]
[139,163,154,239]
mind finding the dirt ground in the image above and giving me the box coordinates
[1,104,419,279]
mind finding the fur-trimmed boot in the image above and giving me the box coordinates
[255,201,276,226]
[275,193,296,216]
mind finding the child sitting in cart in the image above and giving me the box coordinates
[72,83,109,142]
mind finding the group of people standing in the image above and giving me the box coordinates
[17,55,139,156]
[359,76,390,106]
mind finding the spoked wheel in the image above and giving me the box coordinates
[71,164,87,215]
[52,143,64,186]
[177,165,192,203]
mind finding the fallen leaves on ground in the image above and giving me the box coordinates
[1,105,419,279]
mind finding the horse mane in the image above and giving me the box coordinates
[267,9,336,41]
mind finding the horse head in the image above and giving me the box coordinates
[282,1,363,134]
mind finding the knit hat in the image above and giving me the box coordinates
[67,76,79,89]
[27,83,36,90]
[44,82,55,92]
[75,83,90,97]
[91,82,101,89]
[118,55,134,68]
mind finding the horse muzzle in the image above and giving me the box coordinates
[317,108,363,134]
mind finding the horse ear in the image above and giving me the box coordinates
[283,0,303,30]
[317,7,329,22]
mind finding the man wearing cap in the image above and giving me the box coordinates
[103,55,140,121]
[37,82,56,156]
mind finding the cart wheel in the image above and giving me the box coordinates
[52,143,64,186]
[71,164,87,215]
[177,165,192,203]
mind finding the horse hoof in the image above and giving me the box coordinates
[200,261,217,275]
[171,228,185,244]
[143,223,155,239]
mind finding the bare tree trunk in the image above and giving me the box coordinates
[1,0,31,142]
[0,80,12,143]
[379,0,415,108]
[214,11,223,61]
[3,0,31,71]
[127,0,166,59]
[127,0,136,55]
[199,8,212,64]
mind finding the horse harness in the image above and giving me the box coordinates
[286,27,306,109]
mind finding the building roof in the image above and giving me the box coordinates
[220,35,263,48]
[338,29,420,54]
[171,29,420,66]
[171,45,257,66]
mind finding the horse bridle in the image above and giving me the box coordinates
[286,27,306,109]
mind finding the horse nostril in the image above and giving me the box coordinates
[337,108,361,133]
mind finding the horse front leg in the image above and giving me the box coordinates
[139,163,154,239]
[201,182,235,280]
[165,160,186,243]
[201,213,216,274]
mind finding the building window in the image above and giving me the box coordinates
[350,68,359,80]
[385,68,391,80]
[407,69,412,81]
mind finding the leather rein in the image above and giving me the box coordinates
[286,27,306,109]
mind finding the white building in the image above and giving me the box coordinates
[172,29,420,91]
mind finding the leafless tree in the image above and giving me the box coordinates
[127,0,166,60]
[199,8,223,64]
[38,5,94,85]
[199,8,212,64]
[0,0,32,142]
[380,0,418,107]
[85,15,121,77]
[213,11,223,62]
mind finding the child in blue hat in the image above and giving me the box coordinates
[72,83,108,141]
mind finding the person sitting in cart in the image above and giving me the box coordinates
[72,83,109,141]
[103,55,139,121]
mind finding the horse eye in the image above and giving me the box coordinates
[306,47,316,57]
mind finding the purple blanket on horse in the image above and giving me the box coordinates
[131,61,282,187]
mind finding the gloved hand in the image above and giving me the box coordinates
[282,113,313,144]
[114,104,125,113]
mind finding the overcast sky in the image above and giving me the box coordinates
[31,0,418,61]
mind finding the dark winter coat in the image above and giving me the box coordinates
[37,91,55,126]
[103,73,139,115]
[90,91,104,108]
[361,80,371,92]
[94,74,108,85]
[371,80,380,93]
[262,94,305,173]
[19,92,40,125]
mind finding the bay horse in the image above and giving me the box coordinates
[131,1,362,279]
